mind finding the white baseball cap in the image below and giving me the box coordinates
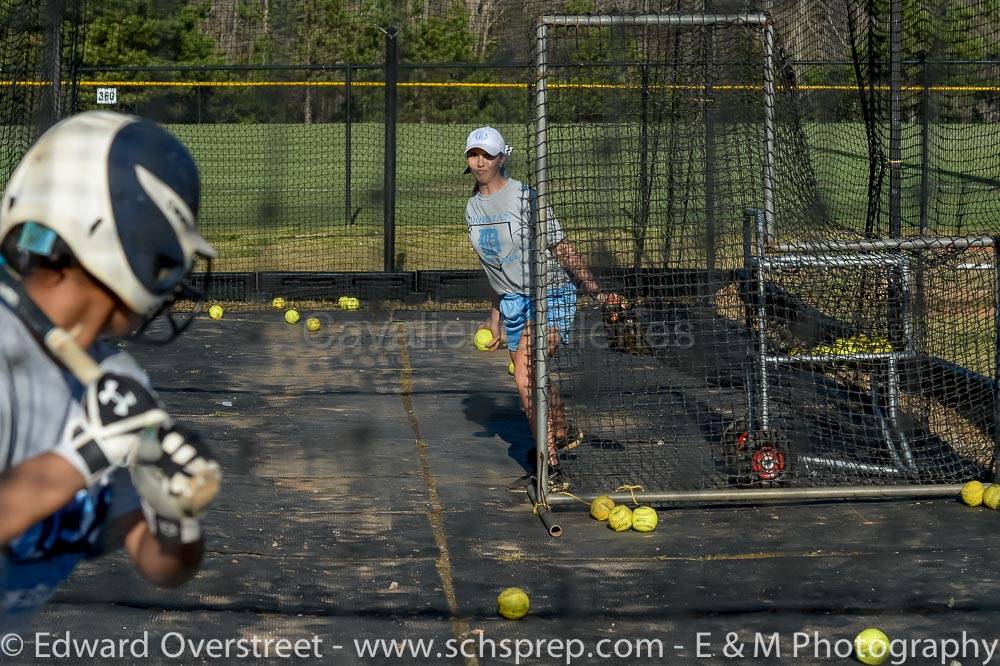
[465,126,506,156]
[463,126,509,173]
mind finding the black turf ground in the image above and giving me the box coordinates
[26,311,1000,665]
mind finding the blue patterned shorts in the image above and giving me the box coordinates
[498,284,577,352]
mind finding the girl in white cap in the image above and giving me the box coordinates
[463,126,621,491]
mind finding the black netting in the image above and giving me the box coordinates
[0,0,81,183]
[529,10,1000,494]
[71,67,386,273]
[0,0,996,491]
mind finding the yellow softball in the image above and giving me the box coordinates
[961,480,985,507]
[589,496,615,521]
[496,587,529,620]
[631,506,659,532]
[607,505,632,532]
[985,484,1000,510]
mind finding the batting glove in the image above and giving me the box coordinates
[130,424,221,544]
[59,372,171,485]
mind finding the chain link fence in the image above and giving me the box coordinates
[1,0,997,304]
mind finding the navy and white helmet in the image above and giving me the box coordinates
[0,110,215,316]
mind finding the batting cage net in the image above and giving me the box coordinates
[0,0,83,184]
[528,9,1000,503]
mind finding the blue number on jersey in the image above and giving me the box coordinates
[478,227,503,263]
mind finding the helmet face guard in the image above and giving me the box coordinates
[132,258,213,344]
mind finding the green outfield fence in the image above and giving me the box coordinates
[1,1,998,304]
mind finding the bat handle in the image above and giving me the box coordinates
[45,327,101,384]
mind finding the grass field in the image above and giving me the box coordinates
[0,120,995,274]
[170,122,529,273]
[159,121,1000,273]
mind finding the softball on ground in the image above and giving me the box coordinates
[854,627,890,666]
[284,309,301,325]
[631,506,659,532]
[271,296,287,310]
[984,484,1000,510]
[208,305,223,320]
[589,495,615,521]
[961,480,985,507]
[497,587,530,620]
[341,296,360,310]
[306,317,321,333]
[607,505,632,532]
[474,328,495,351]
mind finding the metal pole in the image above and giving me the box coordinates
[886,353,914,469]
[44,0,63,128]
[776,236,995,253]
[527,483,562,537]
[66,0,81,115]
[889,0,903,238]
[761,22,776,243]
[754,209,769,430]
[704,19,717,283]
[918,54,930,236]
[915,55,930,351]
[532,19,552,507]
[542,484,967,506]
[742,209,755,330]
[634,62,649,270]
[540,13,768,27]
[743,209,759,432]
[383,27,398,272]
[345,66,352,228]
[993,238,1000,482]
[887,0,905,387]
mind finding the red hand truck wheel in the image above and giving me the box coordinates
[751,444,786,480]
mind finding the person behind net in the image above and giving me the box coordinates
[463,126,621,492]
[0,111,221,630]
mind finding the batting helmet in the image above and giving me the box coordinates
[0,111,215,318]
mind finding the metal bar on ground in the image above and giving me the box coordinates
[545,485,966,505]
[527,484,562,537]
